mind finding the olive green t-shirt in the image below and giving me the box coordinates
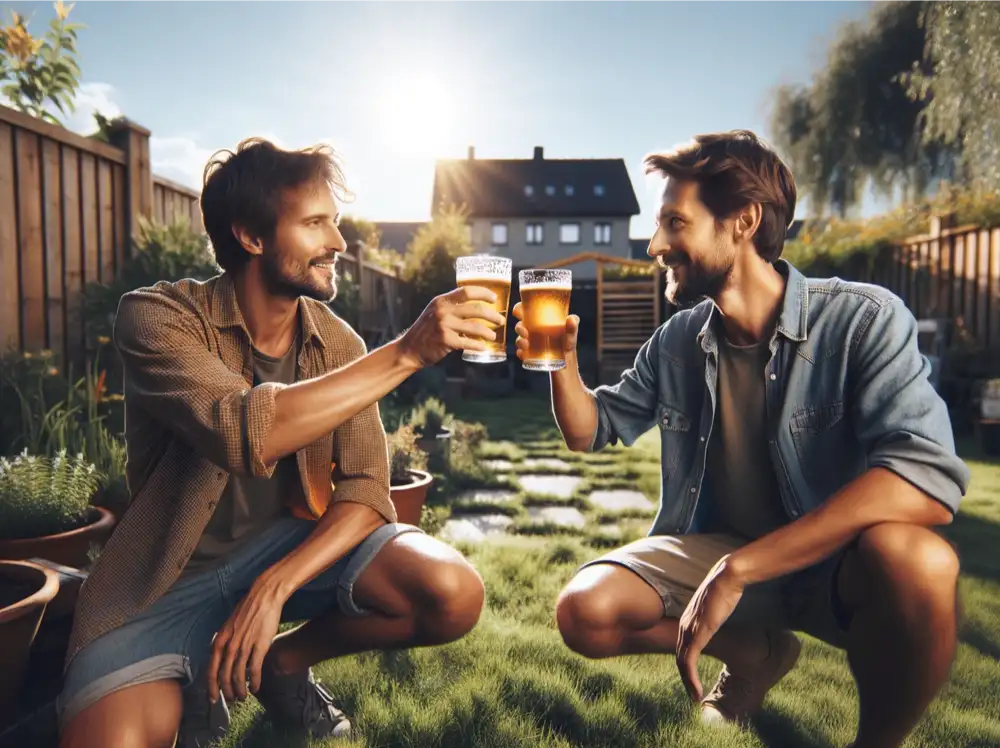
[704,333,789,541]
[182,334,302,574]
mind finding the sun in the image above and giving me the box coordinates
[377,74,455,158]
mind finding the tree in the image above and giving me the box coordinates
[0,1,83,126]
[400,204,473,311]
[768,2,958,217]
[904,2,1000,195]
[338,215,381,248]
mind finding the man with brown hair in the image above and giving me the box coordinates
[514,130,970,747]
[57,137,504,748]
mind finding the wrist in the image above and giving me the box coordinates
[255,567,297,604]
[388,338,423,375]
[720,551,752,587]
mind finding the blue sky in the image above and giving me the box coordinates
[3,1,878,238]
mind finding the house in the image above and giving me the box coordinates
[431,146,641,281]
[627,219,805,261]
[373,221,424,255]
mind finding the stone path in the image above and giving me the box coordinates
[587,490,655,513]
[517,474,583,499]
[521,457,575,472]
[440,514,514,544]
[526,506,587,529]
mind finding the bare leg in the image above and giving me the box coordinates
[839,522,960,748]
[555,563,773,673]
[265,532,486,675]
[59,680,182,748]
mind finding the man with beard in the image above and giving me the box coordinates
[57,138,501,748]
[513,130,969,748]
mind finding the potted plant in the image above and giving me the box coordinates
[0,450,115,568]
[0,559,60,730]
[388,425,433,526]
[409,397,453,473]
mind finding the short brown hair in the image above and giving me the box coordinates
[643,130,796,261]
[200,138,353,273]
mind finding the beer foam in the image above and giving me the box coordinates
[456,275,510,284]
[521,281,572,291]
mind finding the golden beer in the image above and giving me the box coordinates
[518,269,572,371]
[455,256,513,363]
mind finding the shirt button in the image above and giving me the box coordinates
[699,436,705,442]
[216,472,224,479]
[662,415,670,427]
[769,373,777,381]
[690,487,696,493]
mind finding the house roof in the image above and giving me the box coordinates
[375,221,425,253]
[432,147,641,219]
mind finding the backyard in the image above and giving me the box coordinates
[212,392,1000,748]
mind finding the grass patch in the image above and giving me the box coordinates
[522,493,591,511]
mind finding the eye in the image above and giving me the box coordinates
[670,217,684,229]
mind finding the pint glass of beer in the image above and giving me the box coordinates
[455,255,512,363]
[518,268,572,371]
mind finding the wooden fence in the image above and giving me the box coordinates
[0,104,201,367]
[337,243,412,349]
[843,219,1000,352]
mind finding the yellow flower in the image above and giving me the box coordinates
[47,367,59,376]
[2,15,41,63]
[39,349,53,359]
[54,0,73,21]
[22,351,34,360]
[97,336,111,345]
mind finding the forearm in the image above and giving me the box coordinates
[550,351,599,452]
[728,467,954,586]
[263,339,419,465]
[254,501,386,601]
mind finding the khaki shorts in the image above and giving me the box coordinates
[579,533,852,649]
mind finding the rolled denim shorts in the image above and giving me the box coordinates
[57,517,423,730]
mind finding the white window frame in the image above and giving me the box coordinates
[594,222,612,245]
[526,223,544,245]
[593,184,605,196]
[559,223,580,245]
[524,185,534,197]
[565,185,574,196]
[491,222,508,246]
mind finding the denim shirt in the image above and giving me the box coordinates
[589,260,971,537]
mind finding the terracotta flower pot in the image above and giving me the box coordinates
[0,506,117,569]
[416,427,453,473]
[0,560,60,730]
[389,469,433,526]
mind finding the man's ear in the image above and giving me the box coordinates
[735,203,763,244]
[232,225,263,257]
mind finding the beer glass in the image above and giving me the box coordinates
[518,268,572,371]
[455,255,512,363]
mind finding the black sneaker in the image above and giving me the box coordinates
[176,678,231,748]
[256,666,352,739]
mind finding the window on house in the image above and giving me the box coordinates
[524,185,534,197]
[593,184,605,196]
[545,185,556,196]
[492,223,508,246]
[565,185,574,196]
[526,223,544,245]
[560,223,580,244]
[594,222,612,245]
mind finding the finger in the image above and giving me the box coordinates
[207,637,225,704]
[514,322,527,338]
[512,302,523,320]
[453,302,506,326]
[446,331,486,352]
[676,645,703,703]
[451,285,498,305]
[515,337,529,351]
[249,644,268,695]
[233,643,251,701]
[516,348,525,361]
[219,638,239,703]
[451,319,497,341]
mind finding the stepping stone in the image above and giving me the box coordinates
[483,459,515,472]
[440,514,514,543]
[454,488,519,505]
[521,458,574,471]
[517,474,583,499]
[587,490,655,512]
[526,506,587,529]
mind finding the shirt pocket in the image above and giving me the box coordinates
[657,402,692,481]
[789,400,850,497]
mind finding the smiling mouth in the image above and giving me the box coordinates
[312,260,337,272]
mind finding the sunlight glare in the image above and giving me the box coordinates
[377,74,455,159]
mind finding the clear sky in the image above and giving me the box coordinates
[3,1,878,238]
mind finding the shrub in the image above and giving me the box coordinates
[0,450,101,540]
[409,396,450,438]
[400,203,474,312]
[387,425,427,486]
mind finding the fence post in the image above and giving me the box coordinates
[108,119,153,257]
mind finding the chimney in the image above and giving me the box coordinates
[533,146,543,160]
[467,146,475,160]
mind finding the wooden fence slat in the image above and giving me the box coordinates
[990,228,1000,350]
[98,159,115,284]
[0,123,18,351]
[42,138,65,364]
[113,164,127,270]
[16,130,45,351]
[80,152,99,346]
[62,147,84,368]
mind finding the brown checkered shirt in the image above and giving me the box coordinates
[65,272,395,668]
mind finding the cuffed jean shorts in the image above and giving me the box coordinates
[57,518,423,730]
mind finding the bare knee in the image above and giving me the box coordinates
[555,573,627,659]
[857,522,960,612]
[417,557,485,643]
[60,680,182,748]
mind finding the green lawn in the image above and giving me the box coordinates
[222,394,1000,748]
